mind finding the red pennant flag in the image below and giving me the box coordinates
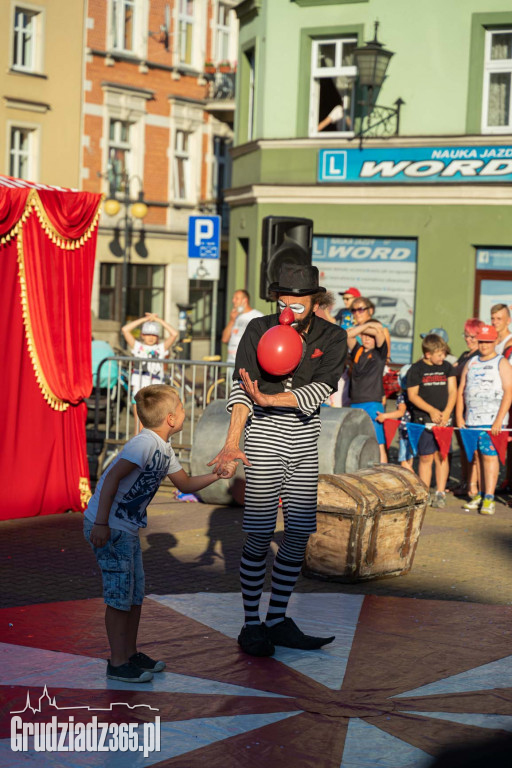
[383,419,400,450]
[432,426,454,460]
[488,431,509,465]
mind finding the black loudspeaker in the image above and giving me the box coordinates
[260,216,313,300]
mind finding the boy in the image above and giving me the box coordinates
[346,320,388,462]
[407,334,457,508]
[84,384,235,683]
[456,324,512,515]
[376,365,413,470]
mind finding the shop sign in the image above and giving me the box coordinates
[318,146,512,183]
[313,236,417,364]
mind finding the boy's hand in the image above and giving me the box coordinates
[376,412,387,423]
[429,408,443,424]
[440,409,452,427]
[208,446,251,474]
[218,461,237,479]
[491,419,503,436]
[90,523,110,548]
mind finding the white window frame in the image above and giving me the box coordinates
[108,0,147,58]
[11,3,44,73]
[215,2,231,63]
[482,28,512,134]
[177,0,195,66]
[8,122,39,180]
[173,129,190,201]
[309,36,357,137]
[107,118,133,191]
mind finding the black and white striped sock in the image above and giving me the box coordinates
[265,532,310,627]
[240,533,272,625]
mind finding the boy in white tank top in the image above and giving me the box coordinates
[456,325,512,515]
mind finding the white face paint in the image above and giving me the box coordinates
[278,299,306,314]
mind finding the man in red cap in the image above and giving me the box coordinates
[456,324,512,515]
[335,287,361,330]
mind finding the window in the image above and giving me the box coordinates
[9,126,35,179]
[246,47,255,141]
[212,136,231,198]
[12,6,41,72]
[127,265,165,320]
[174,130,190,200]
[108,119,132,192]
[178,0,194,66]
[216,3,231,62]
[310,37,357,136]
[111,0,135,52]
[99,264,165,321]
[483,29,512,132]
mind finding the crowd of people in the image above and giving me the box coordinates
[327,289,512,517]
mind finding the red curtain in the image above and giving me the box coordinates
[0,187,102,519]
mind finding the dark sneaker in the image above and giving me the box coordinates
[129,652,166,673]
[237,623,275,657]
[106,661,153,683]
[267,618,335,650]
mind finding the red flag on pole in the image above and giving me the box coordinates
[432,426,454,460]
[488,431,509,465]
[383,419,400,450]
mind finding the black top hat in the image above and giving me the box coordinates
[269,264,326,296]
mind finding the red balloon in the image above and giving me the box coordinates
[257,324,303,376]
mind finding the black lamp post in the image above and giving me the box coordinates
[103,172,148,329]
[351,21,404,145]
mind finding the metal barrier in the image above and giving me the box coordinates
[89,356,235,478]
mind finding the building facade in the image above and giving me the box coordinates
[0,0,86,188]
[82,0,238,351]
[227,0,512,363]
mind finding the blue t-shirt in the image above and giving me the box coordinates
[85,429,182,534]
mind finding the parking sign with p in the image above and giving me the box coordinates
[188,215,221,280]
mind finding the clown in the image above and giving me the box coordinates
[209,264,347,656]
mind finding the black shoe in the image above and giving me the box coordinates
[266,618,335,650]
[237,623,275,657]
[106,660,153,682]
[129,651,166,673]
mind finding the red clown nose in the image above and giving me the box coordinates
[256,307,303,376]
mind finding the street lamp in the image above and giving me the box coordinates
[103,172,148,329]
[351,21,404,145]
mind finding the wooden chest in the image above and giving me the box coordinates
[304,465,429,582]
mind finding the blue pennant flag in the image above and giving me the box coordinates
[459,428,481,462]
[406,423,425,456]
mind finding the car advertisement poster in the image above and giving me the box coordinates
[312,236,417,364]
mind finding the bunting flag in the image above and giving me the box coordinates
[459,428,480,462]
[383,419,400,450]
[406,423,425,456]
[488,431,509,466]
[432,426,454,460]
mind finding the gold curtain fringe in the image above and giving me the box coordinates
[79,477,92,508]
[0,202,32,245]
[16,229,69,412]
[29,190,103,249]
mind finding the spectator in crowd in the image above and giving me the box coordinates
[407,334,457,508]
[222,290,263,365]
[334,287,360,329]
[420,327,457,366]
[491,303,512,354]
[377,365,413,470]
[452,319,485,498]
[350,297,392,365]
[122,313,179,427]
[317,97,352,132]
[456,324,512,516]
[346,321,388,462]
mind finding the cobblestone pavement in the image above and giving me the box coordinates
[2,484,512,610]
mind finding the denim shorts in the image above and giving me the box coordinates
[398,436,414,462]
[83,518,144,611]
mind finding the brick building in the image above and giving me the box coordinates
[82,0,238,352]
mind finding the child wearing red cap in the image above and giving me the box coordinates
[335,287,361,330]
[456,324,512,515]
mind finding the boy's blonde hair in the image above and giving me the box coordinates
[422,334,449,356]
[135,385,180,428]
